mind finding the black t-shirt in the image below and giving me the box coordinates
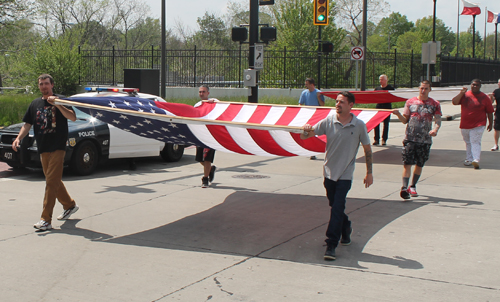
[493,88,500,117]
[22,94,71,154]
[374,84,395,109]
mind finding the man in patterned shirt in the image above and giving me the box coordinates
[392,80,442,199]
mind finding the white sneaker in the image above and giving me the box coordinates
[472,160,480,170]
[464,160,472,166]
[57,205,79,220]
[491,145,499,151]
[34,220,53,231]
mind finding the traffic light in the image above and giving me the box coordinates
[313,0,329,26]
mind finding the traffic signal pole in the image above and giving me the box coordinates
[317,26,322,90]
[313,0,328,90]
[248,0,259,103]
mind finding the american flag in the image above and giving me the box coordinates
[59,96,391,157]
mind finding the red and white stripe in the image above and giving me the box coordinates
[157,101,391,157]
[461,0,481,16]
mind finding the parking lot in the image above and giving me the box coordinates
[1,100,500,301]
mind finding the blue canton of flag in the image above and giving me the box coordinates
[65,96,208,148]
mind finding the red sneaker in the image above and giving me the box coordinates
[408,186,418,197]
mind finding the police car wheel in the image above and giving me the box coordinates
[160,143,184,162]
[71,141,98,176]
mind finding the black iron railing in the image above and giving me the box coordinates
[79,46,500,89]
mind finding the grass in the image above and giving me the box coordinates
[0,93,36,127]
[0,93,405,127]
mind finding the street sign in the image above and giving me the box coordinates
[421,42,437,64]
[254,44,264,70]
[350,46,365,61]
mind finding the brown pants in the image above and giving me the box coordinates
[40,150,75,223]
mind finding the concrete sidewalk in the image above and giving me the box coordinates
[1,97,499,301]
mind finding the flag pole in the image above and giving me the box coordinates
[496,22,498,60]
[473,14,476,58]
[457,0,460,56]
[484,7,487,59]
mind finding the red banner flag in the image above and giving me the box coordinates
[487,10,495,23]
[461,0,481,15]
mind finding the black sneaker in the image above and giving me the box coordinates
[201,177,209,188]
[400,187,410,200]
[373,141,379,146]
[341,226,353,246]
[324,244,336,261]
[209,166,216,183]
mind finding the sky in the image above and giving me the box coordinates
[144,0,500,36]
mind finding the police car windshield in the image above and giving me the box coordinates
[73,107,92,120]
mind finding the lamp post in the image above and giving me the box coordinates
[432,0,437,42]
[431,0,437,79]
[160,0,166,98]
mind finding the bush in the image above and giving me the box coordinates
[21,36,84,96]
[0,94,35,126]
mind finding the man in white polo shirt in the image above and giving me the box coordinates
[301,91,373,261]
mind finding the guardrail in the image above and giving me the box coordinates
[0,87,32,94]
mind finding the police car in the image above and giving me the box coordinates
[0,87,184,175]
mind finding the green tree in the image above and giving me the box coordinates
[395,16,455,54]
[335,0,390,46]
[190,12,232,49]
[123,17,164,49]
[0,0,32,29]
[22,36,85,95]
[269,0,344,51]
[451,24,483,57]
[368,12,413,52]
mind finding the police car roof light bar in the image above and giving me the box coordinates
[84,87,140,93]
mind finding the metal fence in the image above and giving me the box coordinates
[79,46,500,89]
[440,55,500,86]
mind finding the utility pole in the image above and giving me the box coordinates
[248,0,259,103]
[361,0,367,91]
[160,0,166,98]
[317,26,322,90]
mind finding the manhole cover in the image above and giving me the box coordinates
[232,174,270,179]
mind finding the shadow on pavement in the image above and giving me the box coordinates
[360,146,500,170]
[48,191,482,270]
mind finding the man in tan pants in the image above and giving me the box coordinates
[12,74,79,231]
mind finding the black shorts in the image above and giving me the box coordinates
[195,147,215,163]
[402,141,431,167]
[494,115,500,131]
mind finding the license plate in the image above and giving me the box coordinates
[3,151,14,160]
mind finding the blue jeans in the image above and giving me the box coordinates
[324,178,352,247]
